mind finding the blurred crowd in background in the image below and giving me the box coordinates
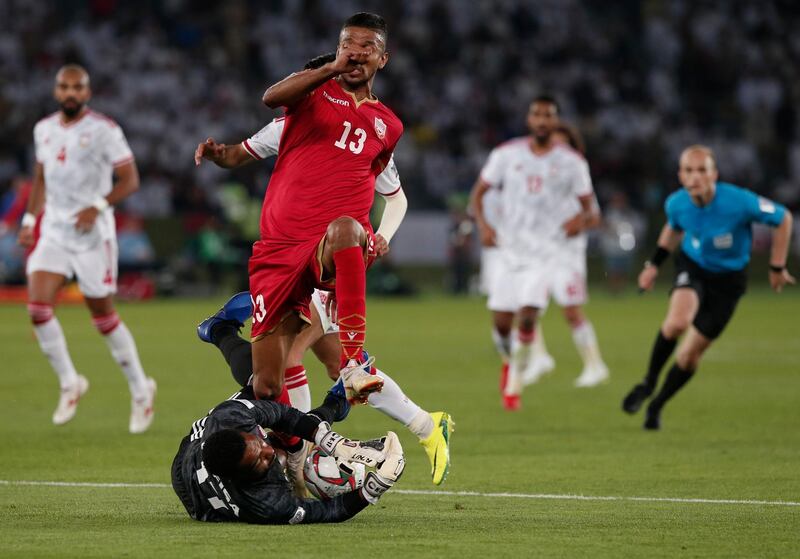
[1,0,799,294]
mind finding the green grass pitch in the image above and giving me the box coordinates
[1,289,798,557]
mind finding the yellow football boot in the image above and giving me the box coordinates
[419,412,454,485]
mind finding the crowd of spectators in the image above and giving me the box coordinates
[1,0,798,285]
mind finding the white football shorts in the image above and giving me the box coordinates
[27,236,118,298]
[487,251,587,312]
[311,289,338,335]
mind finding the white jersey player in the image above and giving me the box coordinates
[194,53,453,486]
[471,96,609,411]
[17,65,156,432]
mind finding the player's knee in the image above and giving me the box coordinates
[676,346,703,369]
[662,318,690,338]
[326,217,363,250]
[561,306,583,327]
[27,302,54,326]
[325,361,340,381]
[253,375,284,400]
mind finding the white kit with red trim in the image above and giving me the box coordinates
[33,110,134,251]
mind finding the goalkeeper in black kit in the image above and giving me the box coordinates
[171,389,405,524]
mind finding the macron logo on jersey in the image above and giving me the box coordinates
[323,91,350,107]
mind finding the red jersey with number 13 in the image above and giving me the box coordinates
[260,78,403,244]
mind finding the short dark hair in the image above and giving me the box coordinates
[202,429,247,479]
[343,12,388,44]
[304,52,336,70]
[532,95,559,113]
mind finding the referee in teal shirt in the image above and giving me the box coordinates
[622,145,794,430]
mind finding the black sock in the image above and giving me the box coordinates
[650,364,694,409]
[212,322,253,388]
[644,331,678,389]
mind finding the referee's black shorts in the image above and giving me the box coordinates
[670,252,747,340]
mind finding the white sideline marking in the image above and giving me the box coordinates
[1,480,798,507]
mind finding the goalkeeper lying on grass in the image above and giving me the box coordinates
[171,387,405,524]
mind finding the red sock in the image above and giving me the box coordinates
[334,245,366,363]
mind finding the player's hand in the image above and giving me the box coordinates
[74,207,99,233]
[638,264,659,293]
[195,137,225,166]
[17,226,35,248]
[323,291,338,324]
[373,234,390,258]
[316,428,385,469]
[769,269,795,293]
[328,47,368,75]
[361,432,405,504]
[478,223,497,247]
[562,213,584,237]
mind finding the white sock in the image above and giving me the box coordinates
[32,315,79,389]
[571,320,605,369]
[491,327,511,361]
[533,325,550,358]
[506,329,534,396]
[285,367,311,412]
[368,369,429,437]
[97,317,148,399]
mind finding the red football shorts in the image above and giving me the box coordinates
[249,229,377,341]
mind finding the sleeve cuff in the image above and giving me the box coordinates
[242,140,263,160]
[112,155,135,168]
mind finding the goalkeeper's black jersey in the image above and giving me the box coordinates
[170,398,367,524]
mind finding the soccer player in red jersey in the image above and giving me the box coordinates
[248,13,403,406]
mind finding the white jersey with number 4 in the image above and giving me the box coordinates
[480,138,593,266]
[34,110,134,251]
[242,118,402,196]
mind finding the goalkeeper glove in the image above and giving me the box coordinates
[361,431,405,504]
[315,423,385,469]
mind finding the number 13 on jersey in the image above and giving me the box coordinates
[334,121,366,154]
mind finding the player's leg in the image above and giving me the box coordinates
[283,304,329,413]
[643,327,710,430]
[197,292,255,387]
[84,295,156,433]
[563,305,609,387]
[623,287,698,413]
[503,305,539,410]
[27,264,87,425]
[644,278,744,430]
[319,217,382,399]
[76,239,155,433]
[491,310,514,392]
[311,331,454,485]
[251,314,305,400]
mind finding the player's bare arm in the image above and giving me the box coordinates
[563,194,601,237]
[262,49,365,109]
[194,137,252,168]
[469,178,497,247]
[638,224,683,292]
[768,211,795,292]
[17,162,44,247]
[75,160,139,233]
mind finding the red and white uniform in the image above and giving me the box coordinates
[27,110,134,297]
[480,138,594,311]
[478,188,503,296]
[249,79,402,338]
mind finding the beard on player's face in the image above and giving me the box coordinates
[59,99,84,118]
[532,128,552,145]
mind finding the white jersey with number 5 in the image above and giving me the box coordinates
[480,138,593,265]
[34,110,134,251]
[242,118,402,196]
